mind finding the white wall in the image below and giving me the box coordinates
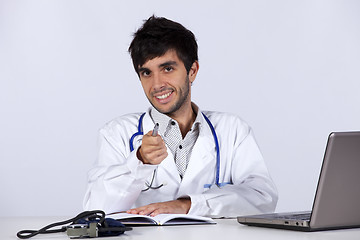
[1,0,359,217]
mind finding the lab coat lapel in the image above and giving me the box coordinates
[160,148,181,184]
[177,120,216,196]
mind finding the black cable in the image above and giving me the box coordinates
[17,210,105,239]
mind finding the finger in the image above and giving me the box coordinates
[138,205,159,216]
[127,206,146,215]
[146,148,168,159]
[140,146,168,164]
[147,205,171,217]
[144,133,165,145]
[127,206,152,216]
[142,142,166,153]
[148,203,177,217]
[126,209,138,214]
[150,209,164,217]
[152,135,165,145]
[149,153,168,165]
[127,203,160,215]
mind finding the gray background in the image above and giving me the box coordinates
[1,0,359,216]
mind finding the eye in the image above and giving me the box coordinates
[164,66,173,72]
[141,70,151,77]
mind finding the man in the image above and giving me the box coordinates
[83,16,278,218]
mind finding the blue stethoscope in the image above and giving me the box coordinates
[129,112,229,189]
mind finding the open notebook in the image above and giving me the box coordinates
[108,212,216,226]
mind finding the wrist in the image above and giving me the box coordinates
[177,197,191,213]
[136,147,144,163]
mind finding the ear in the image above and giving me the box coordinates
[188,61,199,84]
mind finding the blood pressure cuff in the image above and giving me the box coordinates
[17,210,132,239]
[68,217,131,238]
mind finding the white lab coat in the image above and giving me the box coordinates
[83,108,278,218]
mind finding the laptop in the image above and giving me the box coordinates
[237,131,360,231]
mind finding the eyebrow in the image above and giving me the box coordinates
[138,60,178,72]
[137,60,179,75]
[159,61,178,68]
[138,67,150,74]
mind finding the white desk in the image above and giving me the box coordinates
[2,216,360,240]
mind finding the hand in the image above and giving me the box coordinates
[137,130,168,165]
[126,198,191,217]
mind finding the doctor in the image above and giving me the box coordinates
[83,16,278,218]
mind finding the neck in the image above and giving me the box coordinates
[168,101,196,138]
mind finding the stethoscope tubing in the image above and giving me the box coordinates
[129,112,224,188]
[129,113,146,152]
[201,113,220,187]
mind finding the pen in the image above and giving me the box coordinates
[152,123,159,136]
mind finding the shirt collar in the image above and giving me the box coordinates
[149,102,204,135]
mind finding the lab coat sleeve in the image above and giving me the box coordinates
[83,126,156,214]
[188,123,278,218]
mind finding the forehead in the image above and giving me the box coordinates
[140,50,184,69]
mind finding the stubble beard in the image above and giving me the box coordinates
[149,75,190,116]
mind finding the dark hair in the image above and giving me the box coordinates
[128,16,198,75]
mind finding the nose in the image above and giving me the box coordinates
[152,72,165,92]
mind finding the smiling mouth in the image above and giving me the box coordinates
[155,91,173,100]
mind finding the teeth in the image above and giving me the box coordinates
[156,92,172,99]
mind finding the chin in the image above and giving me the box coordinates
[153,104,176,115]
